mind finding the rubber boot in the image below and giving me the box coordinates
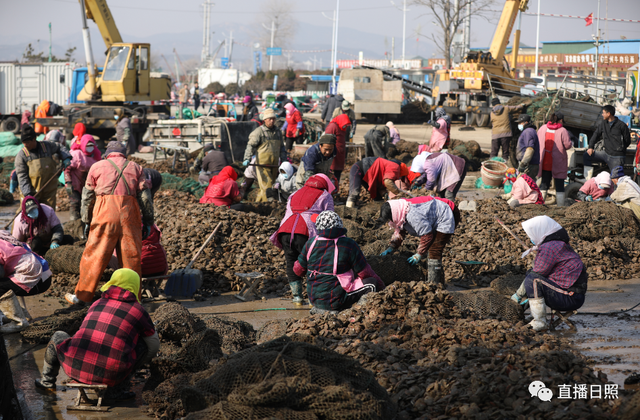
[34,360,59,390]
[240,178,255,200]
[427,259,445,285]
[18,296,33,322]
[528,298,548,331]
[289,280,304,306]
[346,195,357,208]
[69,205,81,221]
[0,290,30,333]
[540,190,548,204]
[556,192,566,207]
[583,165,594,180]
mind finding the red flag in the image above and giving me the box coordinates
[585,13,593,26]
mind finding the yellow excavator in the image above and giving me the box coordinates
[431,0,529,126]
[37,0,171,141]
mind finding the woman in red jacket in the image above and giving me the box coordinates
[282,103,305,152]
[199,166,242,209]
[325,113,351,183]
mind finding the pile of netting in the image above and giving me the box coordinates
[160,173,206,199]
[144,335,396,420]
[21,307,89,344]
[45,245,85,274]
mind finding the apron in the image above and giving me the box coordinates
[542,129,555,172]
[306,235,364,293]
[23,143,59,209]
[255,126,283,202]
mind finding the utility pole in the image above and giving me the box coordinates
[391,1,409,68]
[322,10,337,79]
[48,23,52,62]
[331,0,340,94]
[201,1,213,64]
[594,0,602,79]
[464,1,471,57]
[534,0,541,76]
[261,21,276,71]
[392,37,395,62]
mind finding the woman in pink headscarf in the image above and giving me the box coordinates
[281,102,305,153]
[64,134,100,220]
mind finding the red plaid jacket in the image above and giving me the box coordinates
[56,286,155,386]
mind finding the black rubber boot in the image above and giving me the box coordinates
[241,178,255,200]
[428,259,445,285]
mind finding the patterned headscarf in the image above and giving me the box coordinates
[435,108,447,119]
[314,211,344,231]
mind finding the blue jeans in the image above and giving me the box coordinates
[583,150,625,172]
[524,271,585,311]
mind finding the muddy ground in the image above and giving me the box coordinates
[6,134,640,419]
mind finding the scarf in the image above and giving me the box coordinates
[285,103,296,116]
[547,122,563,130]
[306,174,335,194]
[521,215,563,259]
[0,230,24,246]
[332,113,351,130]
[100,268,141,302]
[520,174,545,205]
[594,171,612,188]
[388,199,411,235]
[314,211,344,231]
[20,196,48,242]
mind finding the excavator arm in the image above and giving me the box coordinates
[82,0,122,49]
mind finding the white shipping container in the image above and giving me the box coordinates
[0,62,76,115]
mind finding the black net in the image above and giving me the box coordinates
[144,335,395,420]
[366,255,425,286]
[490,273,524,297]
[448,289,524,322]
[45,245,85,274]
[21,307,89,343]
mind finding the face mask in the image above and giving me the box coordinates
[85,145,95,153]
[598,185,607,190]
[114,115,119,120]
[281,173,289,180]
[518,124,524,131]
[27,208,39,219]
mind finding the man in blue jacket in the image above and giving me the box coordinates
[515,114,540,179]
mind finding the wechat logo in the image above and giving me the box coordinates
[529,381,553,402]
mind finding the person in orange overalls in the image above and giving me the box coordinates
[65,141,154,306]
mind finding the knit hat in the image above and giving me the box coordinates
[243,95,252,104]
[203,144,215,152]
[341,100,350,110]
[21,124,36,142]
[435,108,446,118]
[611,166,625,179]
[517,114,531,123]
[313,211,344,231]
[491,98,501,106]
[262,108,276,120]
[105,141,126,157]
[319,133,336,145]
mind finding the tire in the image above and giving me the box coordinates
[564,182,584,206]
[477,113,491,127]
[0,116,20,134]
[467,113,478,126]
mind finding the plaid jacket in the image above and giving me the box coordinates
[533,241,584,289]
[294,227,368,310]
[56,286,155,386]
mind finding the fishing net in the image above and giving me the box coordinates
[45,245,84,274]
[342,219,364,243]
[448,289,524,322]
[160,173,206,199]
[366,255,425,286]
[199,314,256,354]
[20,307,89,343]
[152,302,206,342]
[256,319,293,344]
[490,273,524,297]
[145,335,395,420]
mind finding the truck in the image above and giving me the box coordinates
[36,0,171,142]
[431,0,531,126]
[0,62,77,133]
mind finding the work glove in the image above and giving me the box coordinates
[65,182,73,196]
[142,224,151,240]
[510,293,528,305]
[9,178,16,194]
[243,159,250,167]
[380,247,394,256]
[604,196,612,202]
[84,223,90,239]
[350,132,354,139]
[517,164,527,173]
[585,195,593,202]
[63,158,72,169]
[50,242,60,250]
[273,182,281,190]
[407,254,422,265]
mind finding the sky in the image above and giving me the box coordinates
[1,0,639,73]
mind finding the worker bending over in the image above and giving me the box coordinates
[36,269,160,400]
[364,125,390,158]
[295,134,336,189]
[412,152,467,200]
[347,157,405,208]
[66,142,154,306]
[243,108,287,202]
[378,197,459,285]
[199,166,242,209]
[0,231,52,333]
[271,175,335,305]
[15,124,71,209]
[503,173,545,208]
[611,166,640,218]
[293,211,384,314]
[13,197,71,255]
[511,216,588,331]
[576,171,615,202]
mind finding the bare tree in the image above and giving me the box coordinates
[252,0,297,69]
[412,0,495,69]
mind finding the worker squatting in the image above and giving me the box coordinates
[0,101,636,401]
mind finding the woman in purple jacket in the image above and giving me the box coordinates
[412,153,467,200]
[511,216,587,332]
